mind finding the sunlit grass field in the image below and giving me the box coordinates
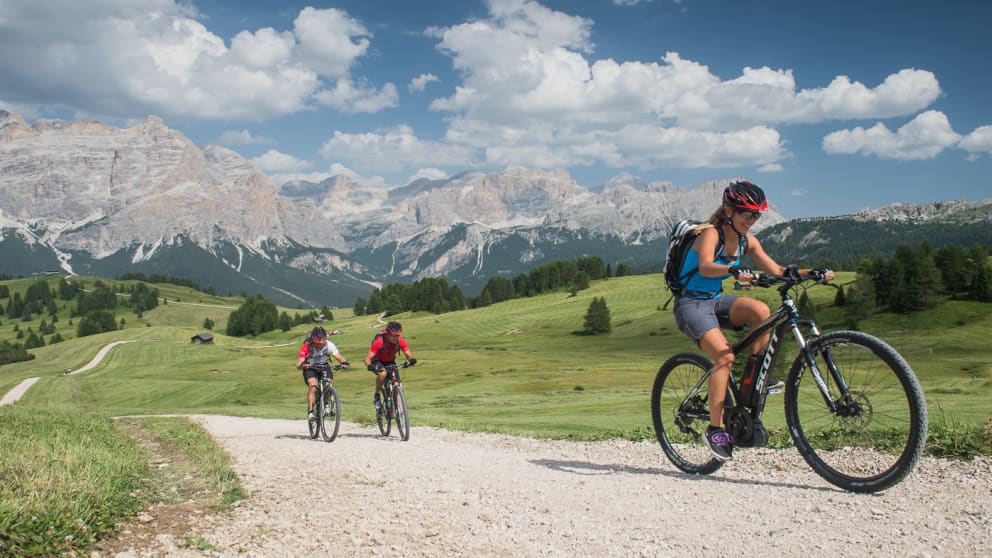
[3,272,990,436]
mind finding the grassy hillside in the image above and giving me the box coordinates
[4,272,989,555]
[3,272,990,436]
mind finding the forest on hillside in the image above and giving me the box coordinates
[757,218,992,269]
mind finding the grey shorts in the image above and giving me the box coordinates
[673,295,741,343]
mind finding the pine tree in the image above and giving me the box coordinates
[845,273,876,329]
[833,284,847,307]
[573,271,591,291]
[582,297,611,335]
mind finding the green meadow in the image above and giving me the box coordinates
[2,272,990,435]
[2,272,990,554]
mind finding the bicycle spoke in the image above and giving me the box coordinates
[651,353,724,475]
[786,332,927,493]
[394,385,410,441]
[376,387,390,436]
[320,385,340,442]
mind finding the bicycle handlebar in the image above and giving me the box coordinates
[753,267,834,289]
[306,363,347,372]
[374,359,417,371]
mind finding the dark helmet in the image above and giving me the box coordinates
[308,326,327,344]
[723,180,768,211]
[385,321,403,334]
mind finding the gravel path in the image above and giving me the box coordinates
[109,415,992,557]
[0,377,40,406]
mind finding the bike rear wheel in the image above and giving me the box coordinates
[651,352,725,475]
[785,331,928,493]
[320,383,341,442]
[393,384,410,441]
[376,387,391,436]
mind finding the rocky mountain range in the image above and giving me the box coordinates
[1,110,987,307]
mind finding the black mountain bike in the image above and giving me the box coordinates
[307,364,343,442]
[376,361,414,441]
[651,268,928,493]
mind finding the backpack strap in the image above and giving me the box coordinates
[663,226,735,310]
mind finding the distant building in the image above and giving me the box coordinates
[190,332,214,344]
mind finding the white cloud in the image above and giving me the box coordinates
[796,69,942,122]
[228,27,296,70]
[319,125,477,173]
[215,129,273,146]
[268,163,387,189]
[408,168,449,182]
[417,1,944,175]
[959,125,992,156]
[325,162,387,187]
[409,73,439,92]
[292,7,371,78]
[314,79,398,113]
[0,3,387,120]
[822,110,961,160]
[0,98,40,118]
[2,0,975,181]
[250,149,312,172]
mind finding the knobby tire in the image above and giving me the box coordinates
[784,331,928,493]
[651,352,725,475]
[376,387,391,437]
[320,383,341,443]
[393,384,410,441]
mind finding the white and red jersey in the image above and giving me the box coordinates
[298,340,339,367]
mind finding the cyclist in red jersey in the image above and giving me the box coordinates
[364,321,415,412]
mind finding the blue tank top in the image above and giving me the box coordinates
[679,231,743,299]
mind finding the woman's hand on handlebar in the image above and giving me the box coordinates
[809,268,835,282]
[754,267,834,287]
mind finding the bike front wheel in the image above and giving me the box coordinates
[307,398,319,440]
[651,352,725,475]
[376,388,391,437]
[785,331,928,493]
[392,384,410,441]
[320,384,341,443]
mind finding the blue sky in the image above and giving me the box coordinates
[1,0,989,218]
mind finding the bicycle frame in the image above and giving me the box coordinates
[683,276,849,424]
[380,364,401,404]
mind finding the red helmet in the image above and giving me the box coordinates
[385,321,402,334]
[308,327,327,344]
[723,181,768,211]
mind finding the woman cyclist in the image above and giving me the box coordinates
[364,321,415,412]
[296,326,350,422]
[672,181,831,461]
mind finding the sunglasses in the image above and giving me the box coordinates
[736,210,761,221]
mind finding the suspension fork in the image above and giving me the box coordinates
[789,317,852,413]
